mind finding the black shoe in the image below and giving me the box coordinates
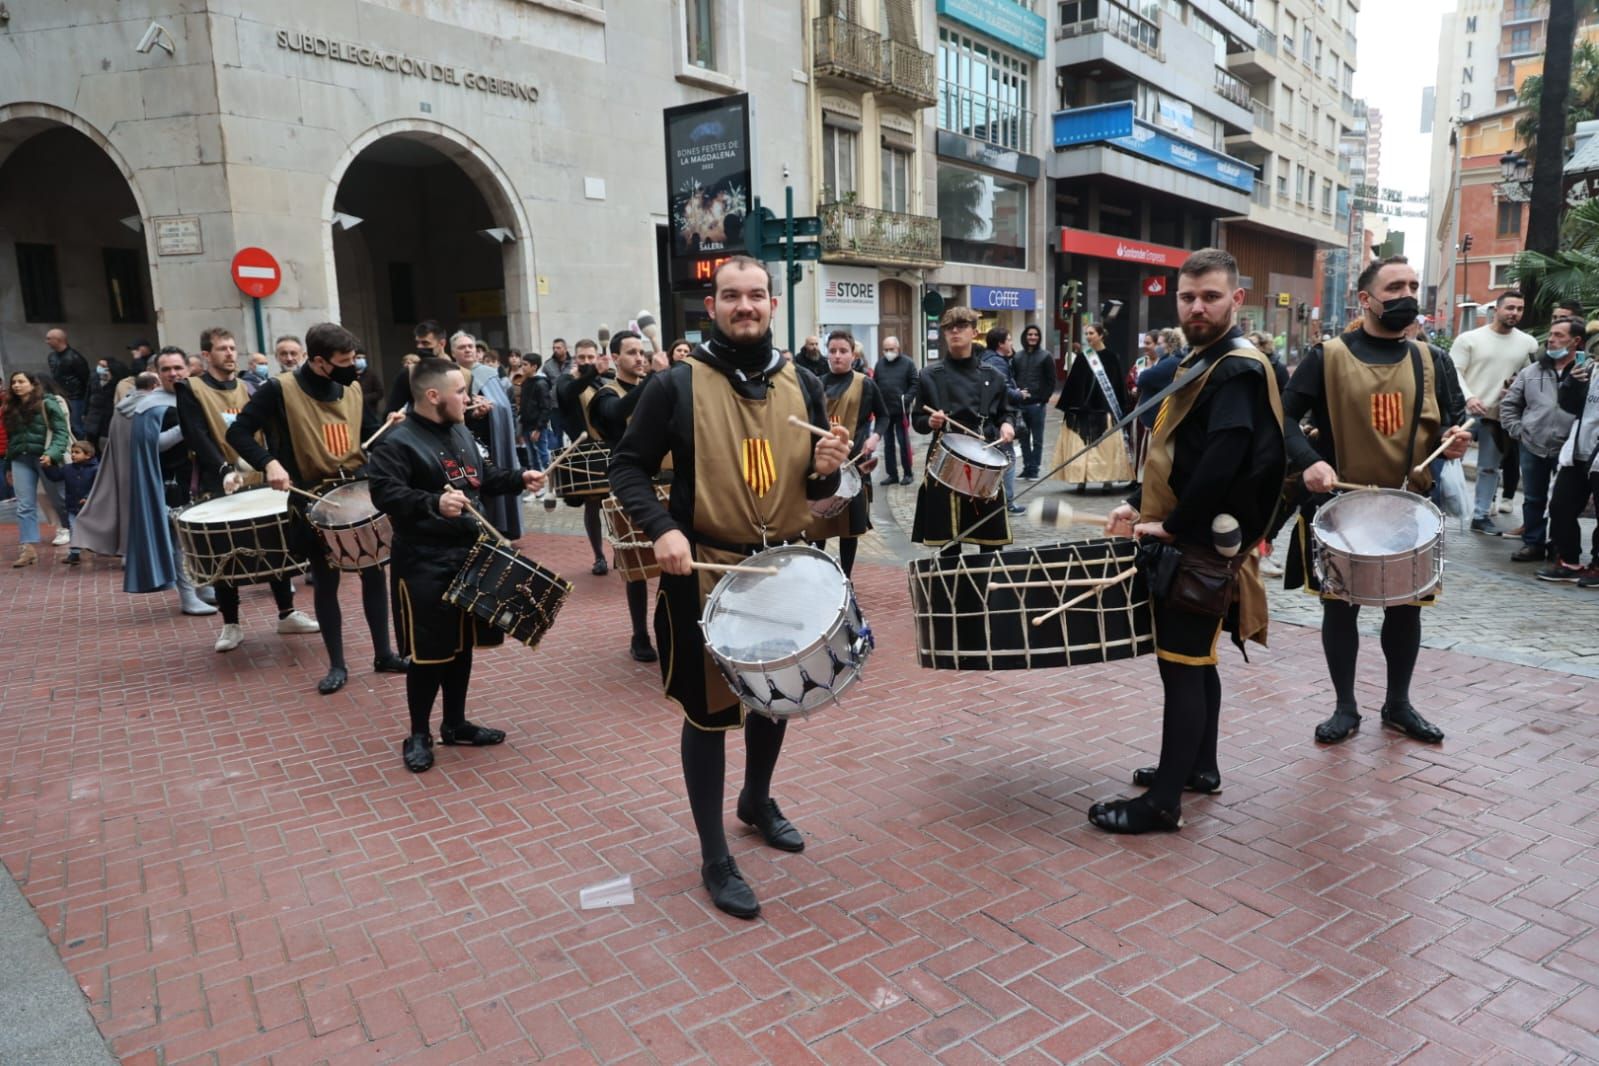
[1088,796,1183,834]
[1469,517,1502,536]
[63,553,82,566]
[1380,701,1444,743]
[630,636,658,663]
[591,557,609,576]
[317,666,348,695]
[1510,545,1546,563]
[880,475,898,486]
[701,855,760,919]
[402,733,434,772]
[900,474,913,486]
[439,721,507,746]
[736,792,805,852]
[1131,766,1222,794]
[1315,704,1361,743]
[374,652,409,674]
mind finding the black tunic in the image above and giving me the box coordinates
[909,354,1013,546]
[1056,346,1130,437]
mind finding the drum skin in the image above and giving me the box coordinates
[171,487,309,586]
[307,479,393,572]
[1312,488,1445,607]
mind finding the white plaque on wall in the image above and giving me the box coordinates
[154,216,203,256]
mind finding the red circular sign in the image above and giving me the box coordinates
[230,247,281,299]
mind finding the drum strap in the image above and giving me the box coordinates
[1398,343,1426,492]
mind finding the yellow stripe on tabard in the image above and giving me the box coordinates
[1153,397,1173,436]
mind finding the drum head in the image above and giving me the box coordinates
[703,547,844,662]
[181,488,291,522]
[1314,489,1442,555]
[941,433,1003,467]
[309,480,376,526]
[837,464,862,499]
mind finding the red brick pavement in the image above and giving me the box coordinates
[2,527,1597,1065]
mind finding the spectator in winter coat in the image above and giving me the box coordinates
[43,440,100,564]
[871,336,918,485]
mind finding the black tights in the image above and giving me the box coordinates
[215,577,294,625]
[625,579,650,639]
[309,556,394,670]
[583,499,604,561]
[1147,660,1221,810]
[807,537,860,577]
[680,713,787,864]
[1321,600,1421,708]
[406,652,472,735]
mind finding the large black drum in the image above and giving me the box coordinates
[907,538,1154,670]
[444,538,572,649]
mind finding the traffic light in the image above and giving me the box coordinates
[1461,233,1474,254]
[1297,302,1309,322]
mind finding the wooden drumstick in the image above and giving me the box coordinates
[1029,566,1138,628]
[786,414,832,438]
[1331,480,1379,492]
[688,561,780,576]
[361,418,399,451]
[920,405,980,437]
[1412,418,1476,477]
[541,432,591,477]
[283,485,325,505]
[460,499,512,548]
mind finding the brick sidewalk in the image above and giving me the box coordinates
[2,527,1597,1064]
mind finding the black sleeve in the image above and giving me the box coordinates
[910,369,938,434]
[609,372,679,542]
[357,386,383,445]
[1559,372,1590,416]
[385,369,413,415]
[175,384,228,478]
[861,378,889,438]
[477,450,526,497]
[366,432,478,541]
[589,387,642,444]
[1162,429,1252,540]
[1433,349,1468,427]
[226,377,284,472]
[518,378,545,433]
[1280,348,1325,471]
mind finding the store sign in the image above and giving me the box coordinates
[969,286,1036,311]
[664,95,754,288]
[1059,227,1188,269]
[818,266,879,325]
[274,30,539,103]
[936,0,1047,58]
[1052,103,1256,195]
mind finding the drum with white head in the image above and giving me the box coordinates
[171,488,307,586]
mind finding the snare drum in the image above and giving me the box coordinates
[700,545,873,719]
[808,463,862,520]
[307,479,391,571]
[926,432,1008,500]
[907,538,1153,670]
[171,488,308,586]
[601,485,670,582]
[444,537,573,649]
[1312,488,1444,606]
[552,441,612,501]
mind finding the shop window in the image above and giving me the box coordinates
[103,247,146,324]
[16,243,64,323]
[937,163,1027,270]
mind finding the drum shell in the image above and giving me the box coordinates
[907,538,1154,670]
[552,441,612,500]
[443,539,572,648]
[1311,489,1445,607]
[601,485,670,582]
[171,488,308,587]
[307,480,392,572]
[926,433,1007,500]
[809,463,862,520]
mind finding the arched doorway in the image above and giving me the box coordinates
[328,128,529,378]
[0,118,155,375]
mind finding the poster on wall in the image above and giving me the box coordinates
[664,94,753,287]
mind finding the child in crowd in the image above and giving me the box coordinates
[44,440,100,565]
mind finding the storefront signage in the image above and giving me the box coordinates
[1052,103,1255,195]
[154,216,202,256]
[936,0,1047,59]
[969,286,1036,311]
[1059,228,1188,269]
[274,31,539,103]
[664,95,754,288]
[935,130,1041,180]
[818,265,879,325]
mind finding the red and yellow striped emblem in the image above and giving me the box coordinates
[1370,392,1404,436]
[741,437,777,496]
[322,422,352,456]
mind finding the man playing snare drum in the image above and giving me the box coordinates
[1280,256,1471,745]
[609,256,850,920]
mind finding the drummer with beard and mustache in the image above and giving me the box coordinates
[609,255,850,920]
[366,358,547,774]
[807,329,887,577]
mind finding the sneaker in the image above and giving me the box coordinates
[1535,564,1582,583]
[1259,558,1284,577]
[1019,474,1036,482]
[1498,499,1515,514]
[1006,504,1026,515]
[51,528,71,546]
[1469,518,1502,536]
[214,623,245,652]
[1577,567,1599,589]
[276,610,321,634]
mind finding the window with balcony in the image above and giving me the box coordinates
[882,141,913,213]
[1497,200,1523,237]
[823,120,859,200]
[937,26,1033,152]
[937,163,1027,269]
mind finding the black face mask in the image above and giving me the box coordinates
[327,361,360,386]
[1371,295,1419,333]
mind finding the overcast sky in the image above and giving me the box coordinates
[1352,0,1454,280]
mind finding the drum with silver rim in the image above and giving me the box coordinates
[700,545,873,719]
[926,432,1007,500]
[1311,487,1445,606]
[307,479,392,571]
[808,462,862,520]
[172,488,308,586]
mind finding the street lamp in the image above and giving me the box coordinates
[1496,151,1532,203]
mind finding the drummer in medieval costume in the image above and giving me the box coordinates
[556,340,614,575]
[910,305,1016,555]
[367,358,547,774]
[1281,256,1470,746]
[609,255,849,920]
[175,326,317,652]
[808,330,886,577]
[1053,322,1136,490]
[228,322,407,695]
[1101,248,1288,834]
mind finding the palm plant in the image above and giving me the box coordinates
[1507,197,1599,316]
[1515,40,1599,157]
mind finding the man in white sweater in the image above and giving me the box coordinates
[1451,291,1538,533]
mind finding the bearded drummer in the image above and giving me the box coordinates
[1100,248,1287,834]
[1281,256,1471,746]
[227,322,407,695]
[367,358,547,774]
[808,329,887,577]
[910,305,1016,555]
[175,326,318,652]
[609,255,849,920]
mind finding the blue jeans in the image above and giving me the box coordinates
[1017,404,1047,476]
[881,415,912,481]
[1472,419,1504,520]
[532,425,553,468]
[10,456,42,545]
[67,398,86,439]
[1518,448,1559,547]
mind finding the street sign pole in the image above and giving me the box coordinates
[785,184,797,356]
[253,296,266,355]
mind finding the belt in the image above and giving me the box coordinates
[689,532,802,556]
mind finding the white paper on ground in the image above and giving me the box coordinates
[578,874,634,909]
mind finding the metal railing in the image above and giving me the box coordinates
[819,201,942,266]
[1058,0,1160,57]
[812,15,885,86]
[939,83,1035,153]
[1214,66,1251,109]
[1218,0,1255,20]
[1340,90,1356,114]
[1253,22,1278,55]
[1251,98,1274,131]
[1252,178,1271,206]
[882,38,936,107]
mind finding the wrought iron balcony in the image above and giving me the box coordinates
[881,38,936,109]
[819,201,942,267]
[1214,66,1251,110]
[813,15,886,89]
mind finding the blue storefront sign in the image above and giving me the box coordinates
[970,286,1037,311]
[1052,102,1256,196]
[937,0,1047,59]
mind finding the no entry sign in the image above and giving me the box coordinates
[231,247,281,299]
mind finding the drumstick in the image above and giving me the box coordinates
[283,485,325,505]
[1029,566,1138,628]
[361,418,398,451]
[1412,418,1476,477]
[461,499,512,547]
[541,432,591,477]
[688,561,780,576]
[920,405,981,438]
[1331,480,1379,492]
[786,414,832,439]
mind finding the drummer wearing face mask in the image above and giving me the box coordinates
[1279,256,1471,746]
[228,322,408,695]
